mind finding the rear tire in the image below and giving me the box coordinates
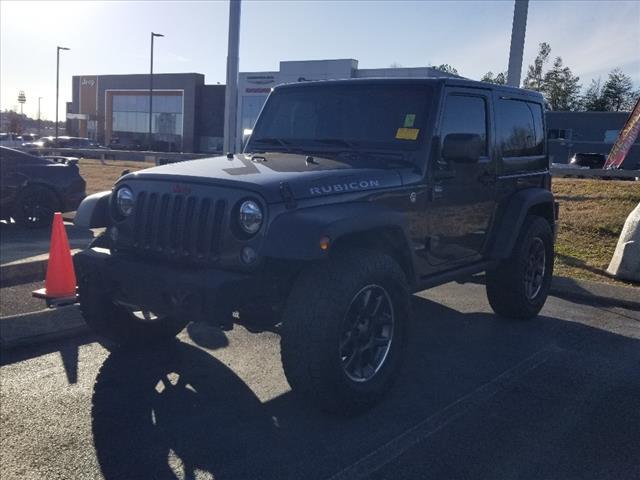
[14,185,60,228]
[78,270,188,350]
[486,215,554,319]
[280,249,410,414]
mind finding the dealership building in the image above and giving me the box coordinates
[67,59,452,153]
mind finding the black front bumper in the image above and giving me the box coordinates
[74,248,259,325]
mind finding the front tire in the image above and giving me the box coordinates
[280,249,410,414]
[78,270,189,350]
[486,215,554,319]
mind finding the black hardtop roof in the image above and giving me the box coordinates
[275,77,544,102]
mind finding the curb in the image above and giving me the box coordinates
[0,305,89,351]
[549,276,640,311]
[0,258,48,288]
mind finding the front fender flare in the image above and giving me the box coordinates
[74,190,111,228]
[262,202,413,262]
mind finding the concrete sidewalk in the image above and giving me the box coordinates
[0,222,100,287]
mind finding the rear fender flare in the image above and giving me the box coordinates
[489,188,556,260]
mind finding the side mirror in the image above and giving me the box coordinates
[442,134,484,163]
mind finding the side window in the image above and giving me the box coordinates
[497,99,543,157]
[439,94,488,168]
[529,103,544,152]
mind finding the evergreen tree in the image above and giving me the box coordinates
[602,68,635,111]
[541,57,582,111]
[523,42,551,91]
[481,71,507,85]
[582,79,608,111]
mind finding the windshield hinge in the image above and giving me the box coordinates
[279,181,297,209]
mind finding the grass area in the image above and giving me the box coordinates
[78,159,639,287]
[79,158,150,194]
[552,178,640,286]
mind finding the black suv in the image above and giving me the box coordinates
[74,79,557,413]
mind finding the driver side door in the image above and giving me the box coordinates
[423,87,497,267]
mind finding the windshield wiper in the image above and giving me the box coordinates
[248,137,291,152]
[337,150,419,171]
[313,138,359,149]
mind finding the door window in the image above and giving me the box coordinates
[438,94,487,169]
[497,99,544,157]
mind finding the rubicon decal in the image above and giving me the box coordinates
[309,180,380,195]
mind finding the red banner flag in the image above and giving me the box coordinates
[603,96,640,169]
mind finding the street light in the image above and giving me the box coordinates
[56,46,70,141]
[149,32,164,151]
[38,97,43,136]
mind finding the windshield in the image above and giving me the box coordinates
[247,84,432,154]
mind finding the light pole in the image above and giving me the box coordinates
[38,97,42,136]
[56,46,70,141]
[149,32,164,151]
[223,0,241,153]
[507,0,529,87]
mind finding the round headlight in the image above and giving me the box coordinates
[238,200,263,235]
[116,187,134,217]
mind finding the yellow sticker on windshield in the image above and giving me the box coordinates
[396,128,419,140]
[404,114,416,128]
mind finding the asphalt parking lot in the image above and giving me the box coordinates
[1,282,639,480]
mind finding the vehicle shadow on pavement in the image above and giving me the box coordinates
[90,296,640,480]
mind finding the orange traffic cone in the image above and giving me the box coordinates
[33,212,78,305]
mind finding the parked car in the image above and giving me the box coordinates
[0,133,22,148]
[22,136,103,156]
[0,146,86,228]
[74,78,557,413]
[18,133,38,142]
[569,152,606,169]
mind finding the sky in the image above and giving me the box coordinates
[1,0,639,120]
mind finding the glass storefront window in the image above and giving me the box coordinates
[111,93,183,151]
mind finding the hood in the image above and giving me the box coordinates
[121,153,403,203]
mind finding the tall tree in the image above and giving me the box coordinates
[541,57,582,111]
[602,68,635,111]
[582,79,608,111]
[434,64,459,76]
[481,71,507,85]
[523,42,551,91]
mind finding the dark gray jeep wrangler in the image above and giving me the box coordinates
[75,78,558,413]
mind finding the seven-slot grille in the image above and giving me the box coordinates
[132,192,227,262]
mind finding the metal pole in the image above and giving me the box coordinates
[507,0,529,87]
[38,97,42,136]
[55,46,70,140]
[56,48,60,140]
[223,0,241,154]
[149,32,163,151]
[149,33,154,151]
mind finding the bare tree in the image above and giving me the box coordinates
[523,42,551,91]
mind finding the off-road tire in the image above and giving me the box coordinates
[486,215,554,319]
[14,185,60,228]
[78,270,189,350]
[280,249,410,414]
